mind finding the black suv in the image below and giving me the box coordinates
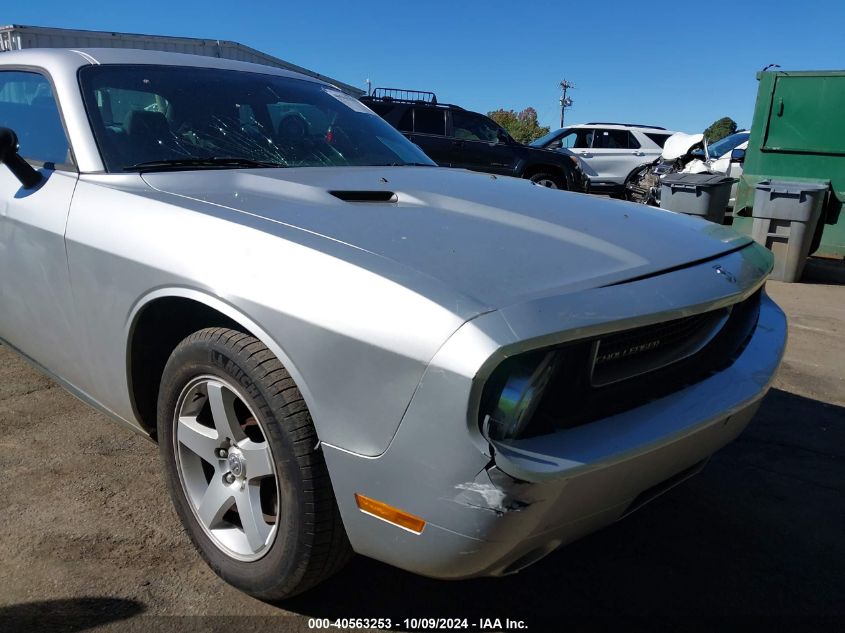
[360,89,586,191]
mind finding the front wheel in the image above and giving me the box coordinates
[157,327,351,600]
[528,171,567,190]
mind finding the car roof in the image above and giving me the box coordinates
[0,47,326,86]
[566,123,675,133]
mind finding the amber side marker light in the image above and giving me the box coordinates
[354,493,426,534]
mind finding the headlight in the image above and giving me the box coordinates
[481,350,561,441]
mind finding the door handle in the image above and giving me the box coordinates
[633,151,646,156]
[452,140,464,147]
[579,152,593,158]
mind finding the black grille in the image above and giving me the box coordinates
[595,312,714,365]
[523,290,762,437]
[591,307,730,386]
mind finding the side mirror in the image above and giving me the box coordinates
[497,129,511,144]
[0,127,42,189]
[730,148,746,162]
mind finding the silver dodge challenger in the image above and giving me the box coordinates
[0,48,786,599]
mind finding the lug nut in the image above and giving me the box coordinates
[216,448,228,458]
[224,473,236,484]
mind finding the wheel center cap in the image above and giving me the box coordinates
[227,451,246,479]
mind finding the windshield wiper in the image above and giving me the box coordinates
[124,157,288,172]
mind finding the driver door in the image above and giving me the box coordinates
[0,70,82,384]
[448,110,516,175]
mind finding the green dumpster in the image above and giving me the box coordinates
[734,70,845,259]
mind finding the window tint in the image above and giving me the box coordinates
[0,71,70,165]
[594,129,635,149]
[364,102,412,132]
[413,108,446,135]
[451,111,501,142]
[365,101,393,116]
[645,132,672,148]
[397,108,413,132]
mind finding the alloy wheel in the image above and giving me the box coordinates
[173,376,279,561]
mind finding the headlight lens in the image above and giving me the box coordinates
[481,350,561,441]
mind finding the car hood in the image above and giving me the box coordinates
[142,166,752,310]
[662,132,704,160]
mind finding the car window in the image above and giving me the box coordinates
[413,108,446,135]
[79,65,435,171]
[362,101,412,132]
[0,71,71,165]
[594,129,634,149]
[706,131,751,158]
[559,128,593,149]
[530,129,562,147]
[93,86,172,126]
[645,132,672,148]
[396,108,413,132]
[364,101,392,117]
[267,103,332,136]
[627,132,641,149]
[451,111,501,143]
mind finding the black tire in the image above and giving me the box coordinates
[528,171,567,190]
[157,327,352,600]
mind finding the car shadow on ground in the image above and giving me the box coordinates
[283,389,844,622]
[0,597,145,632]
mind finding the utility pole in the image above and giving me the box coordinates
[559,80,575,128]
[366,78,372,96]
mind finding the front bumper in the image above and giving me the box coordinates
[322,247,786,579]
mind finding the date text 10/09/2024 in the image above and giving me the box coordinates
[308,618,529,630]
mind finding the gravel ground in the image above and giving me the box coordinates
[0,265,843,632]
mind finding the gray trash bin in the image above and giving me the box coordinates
[660,173,736,223]
[751,180,828,282]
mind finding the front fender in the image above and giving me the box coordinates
[67,176,474,456]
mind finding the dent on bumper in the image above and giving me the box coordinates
[321,293,786,579]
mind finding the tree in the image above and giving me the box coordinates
[488,107,550,144]
[703,117,738,143]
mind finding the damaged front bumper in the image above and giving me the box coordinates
[321,246,786,579]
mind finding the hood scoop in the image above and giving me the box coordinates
[329,190,397,203]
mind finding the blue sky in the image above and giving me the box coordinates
[4,0,844,133]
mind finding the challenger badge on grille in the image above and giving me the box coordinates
[590,307,732,387]
[595,339,662,365]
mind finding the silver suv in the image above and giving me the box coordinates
[531,123,676,192]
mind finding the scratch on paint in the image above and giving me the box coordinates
[453,482,528,515]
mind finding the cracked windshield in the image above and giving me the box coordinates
[79,65,435,172]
